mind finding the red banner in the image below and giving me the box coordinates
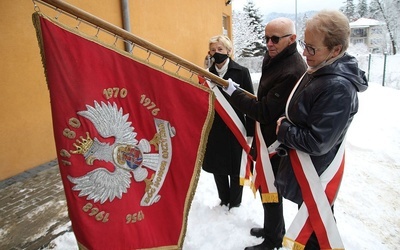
[34,14,214,249]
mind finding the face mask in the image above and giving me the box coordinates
[212,53,229,64]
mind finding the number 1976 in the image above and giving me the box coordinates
[140,94,160,116]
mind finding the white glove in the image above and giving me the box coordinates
[223,78,239,96]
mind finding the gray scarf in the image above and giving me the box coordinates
[306,52,345,74]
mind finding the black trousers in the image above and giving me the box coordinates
[304,232,319,250]
[213,174,243,208]
[259,155,285,248]
[261,192,285,247]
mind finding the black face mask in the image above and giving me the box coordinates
[212,53,229,64]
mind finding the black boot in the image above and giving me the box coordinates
[250,227,265,238]
[229,203,241,210]
[219,201,229,206]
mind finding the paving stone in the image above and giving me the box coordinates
[0,160,71,250]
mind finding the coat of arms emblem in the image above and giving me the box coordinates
[67,101,175,205]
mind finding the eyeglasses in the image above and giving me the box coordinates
[298,40,321,56]
[264,34,292,44]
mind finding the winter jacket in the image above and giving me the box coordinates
[276,53,368,204]
[202,59,255,175]
[230,42,307,164]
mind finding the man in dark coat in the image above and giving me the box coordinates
[223,18,307,250]
[202,35,255,210]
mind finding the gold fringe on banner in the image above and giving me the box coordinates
[31,0,256,98]
[32,0,222,86]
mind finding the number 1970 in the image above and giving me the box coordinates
[103,87,128,99]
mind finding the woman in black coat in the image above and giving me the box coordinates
[275,10,368,249]
[202,35,254,210]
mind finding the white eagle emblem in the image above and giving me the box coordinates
[67,101,160,204]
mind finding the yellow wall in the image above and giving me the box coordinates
[0,0,232,180]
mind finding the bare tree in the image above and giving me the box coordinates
[371,0,398,54]
[233,10,255,58]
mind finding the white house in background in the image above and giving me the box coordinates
[350,18,386,53]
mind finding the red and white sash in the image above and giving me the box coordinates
[282,72,345,249]
[200,78,253,184]
[200,77,282,201]
[252,122,280,203]
[200,77,281,202]
[251,73,306,203]
[283,143,345,250]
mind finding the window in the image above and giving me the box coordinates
[352,38,365,44]
[222,15,229,36]
[351,28,367,37]
[370,27,383,34]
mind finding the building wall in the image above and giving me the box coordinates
[0,0,232,180]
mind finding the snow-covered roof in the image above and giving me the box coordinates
[350,18,385,28]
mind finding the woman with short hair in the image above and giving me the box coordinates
[275,10,368,249]
[202,35,255,210]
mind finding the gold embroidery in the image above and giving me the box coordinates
[126,210,145,224]
[70,132,93,154]
[82,202,109,223]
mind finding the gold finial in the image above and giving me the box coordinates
[70,132,93,155]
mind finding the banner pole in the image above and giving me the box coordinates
[35,0,256,98]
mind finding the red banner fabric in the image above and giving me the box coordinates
[34,14,214,250]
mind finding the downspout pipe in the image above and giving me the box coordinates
[121,0,132,52]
